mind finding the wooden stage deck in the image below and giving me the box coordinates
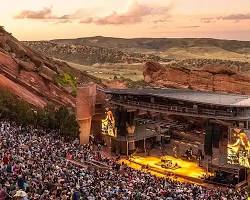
[120,155,210,184]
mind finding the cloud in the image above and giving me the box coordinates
[200,13,250,24]
[178,25,200,29]
[58,15,71,20]
[14,1,172,25]
[54,19,72,24]
[80,1,172,25]
[200,17,215,23]
[79,17,93,24]
[153,19,167,24]
[58,9,91,20]
[14,7,55,19]
[14,7,84,21]
[151,18,172,24]
[219,13,250,21]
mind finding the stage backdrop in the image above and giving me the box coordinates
[227,128,250,168]
[101,109,117,137]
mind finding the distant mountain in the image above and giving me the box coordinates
[49,36,250,62]
[52,36,250,51]
[24,36,250,65]
[0,26,98,108]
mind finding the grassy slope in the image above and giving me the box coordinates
[161,47,250,61]
[65,60,144,81]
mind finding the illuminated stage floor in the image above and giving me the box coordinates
[120,155,210,182]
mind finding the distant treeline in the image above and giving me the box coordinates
[0,89,79,137]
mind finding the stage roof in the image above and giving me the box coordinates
[103,88,250,107]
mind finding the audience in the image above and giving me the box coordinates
[0,121,248,199]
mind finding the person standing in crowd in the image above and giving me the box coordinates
[0,185,7,200]
[71,186,81,200]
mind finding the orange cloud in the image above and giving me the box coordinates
[200,13,250,24]
[54,19,72,24]
[79,18,93,24]
[178,25,200,29]
[219,13,250,21]
[14,7,54,19]
[200,17,215,23]
[14,2,172,25]
[80,1,172,25]
[14,7,82,21]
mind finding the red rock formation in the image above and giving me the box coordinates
[143,61,164,83]
[76,84,96,144]
[0,27,96,108]
[102,80,127,89]
[143,61,250,95]
[0,74,47,107]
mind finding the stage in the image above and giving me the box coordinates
[120,155,211,183]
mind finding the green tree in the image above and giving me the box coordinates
[55,106,69,129]
[60,114,79,137]
[36,109,49,128]
[55,106,79,137]
[14,101,35,126]
[0,89,79,138]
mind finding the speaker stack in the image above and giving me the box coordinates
[204,123,213,156]
[204,121,222,156]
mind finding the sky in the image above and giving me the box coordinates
[0,0,250,41]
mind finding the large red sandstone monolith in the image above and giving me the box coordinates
[76,84,96,144]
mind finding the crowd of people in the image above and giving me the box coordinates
[0,121,248,199]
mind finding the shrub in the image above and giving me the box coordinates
[55,73,77,96]
[0,89,79,137]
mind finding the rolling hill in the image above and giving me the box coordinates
[50,36,250,62]
[23,41,168,66]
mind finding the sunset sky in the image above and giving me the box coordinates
[1,0,250,41]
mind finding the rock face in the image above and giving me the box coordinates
[0,27,96,108]
[102,80,128,89]
[143,61,250,95]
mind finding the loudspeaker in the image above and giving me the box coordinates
[212,124,220,148]
[126,112,130,124]
[115,110,121,129]
[239,168,247,182]
[204,124,213,156]
[127,112,134,125]
[120,111,128,136]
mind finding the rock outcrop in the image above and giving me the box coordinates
[0,27,97,108]
[102,80,128,89]
[143,61,250,95]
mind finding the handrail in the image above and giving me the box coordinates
[90,159,111,169]
[117,100,237,117]
[66,159,87,169]
[111,99,249,120]
[67,158,110,170]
